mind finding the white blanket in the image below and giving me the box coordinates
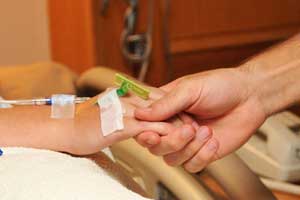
[0,147,151,200]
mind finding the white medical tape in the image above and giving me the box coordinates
[98,89,124,136]
[51,94,75,119]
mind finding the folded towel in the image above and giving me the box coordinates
[0,147,151,200]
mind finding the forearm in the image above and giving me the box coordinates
[0,106,75,152]
[0,91,176,155]
[240,33,300,116]
[0,101,129,154]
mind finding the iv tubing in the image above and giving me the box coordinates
[0,97,90,106]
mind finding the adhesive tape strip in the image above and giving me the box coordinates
[51,94,75,119]
[98,89,124,136]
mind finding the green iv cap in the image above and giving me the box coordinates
[116,82,129,97]
[115,73,150,100]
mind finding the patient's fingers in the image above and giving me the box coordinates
[148,124,196,156]
[134,113,199,149]
[140,121,175,136]
[163,126,212,166]
[111,118,173,144]
[183,138,219,173]
[134,112,200,148]
[134,131,161,147]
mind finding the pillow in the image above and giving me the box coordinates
[0,62,76,99]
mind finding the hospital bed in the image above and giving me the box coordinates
[0,63,276,199]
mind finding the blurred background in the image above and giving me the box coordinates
[1,0,300,86]
[0,0,50,65]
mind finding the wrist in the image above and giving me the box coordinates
[239,59,300,117]
[238,62,272,117]
[68,103,103,155]
[68,96,138,155]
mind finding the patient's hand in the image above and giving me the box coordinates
[69,88,198,155]
[0,86,203,163]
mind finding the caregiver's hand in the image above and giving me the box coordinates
[135,68,267,172]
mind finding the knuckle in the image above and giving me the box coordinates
[184,145,198,159]
[168,140,181,152]
[180,77,201,100]
[195,153,210,164]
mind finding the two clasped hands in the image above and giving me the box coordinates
[133,67,266,173]
[134,33,300,172]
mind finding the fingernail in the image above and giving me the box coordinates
[0,148,3,156]
[207,140,218,151]
[182,126,193,139]
[197,126,210,140]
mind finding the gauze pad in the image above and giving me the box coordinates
[98,89,124,136]
[51,94,75,119]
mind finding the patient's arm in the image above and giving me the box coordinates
[0,88,197,155]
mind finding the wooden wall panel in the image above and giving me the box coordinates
[94,0,170,86]
[48,0,97,73]
[48,0,300,84]
[170,0,300,38]
[93,0,129,74]
[168,0,300,54]
[171,41,278,79]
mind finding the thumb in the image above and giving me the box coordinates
[160,77,183,92]
[135,83,196,121]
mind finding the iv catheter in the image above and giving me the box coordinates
[0,74,149,107]
[0,97,90,106]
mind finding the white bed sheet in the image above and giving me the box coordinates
[0,147,151,200]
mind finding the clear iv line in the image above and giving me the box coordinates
[0,97,90,106]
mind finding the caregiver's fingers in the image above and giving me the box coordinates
[134,131,161,148]
[135,83,196,122]
[148,87,165,100]
[160,77,183,92]
[178,113,200,129]
[163,126,212,166]
[148,124,196,156]
[183,138,219,173]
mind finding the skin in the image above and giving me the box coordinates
[0,88,198,155]
[135,33,300,173]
